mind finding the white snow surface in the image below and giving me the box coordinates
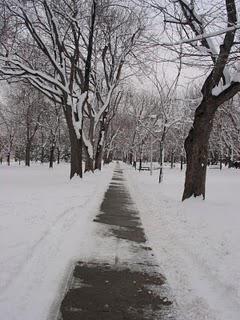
[0,163,114,320]
[125,164,240,320]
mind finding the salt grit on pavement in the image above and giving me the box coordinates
[125,163,240,320]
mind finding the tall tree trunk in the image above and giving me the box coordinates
[84,122,94,172]
[41,146,45,164]
[103,150,108,164]
[65,107,83,179]
[7,152,10,166]
[182,100,216,201]
[158,143,164,183]
[49,144,55,168]
[95,118,108,170]
[57,147,60,164]
[170,152,174,169]
[84,147,94,172]
[180,155,184,171]
[95,129,104,171]
[129,152,133,165]
[25,142,31,167]
[95,144,104,170]
[84,134,94,172]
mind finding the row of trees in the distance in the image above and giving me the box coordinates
[0,0,240,201]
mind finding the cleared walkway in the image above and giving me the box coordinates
[58,164,176,320]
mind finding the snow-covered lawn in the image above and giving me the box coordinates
[2,162,240,320]
[0,163,113,320]
[125,164,240,320]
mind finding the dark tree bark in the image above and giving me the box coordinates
[41,146,45,164]
[180,0,239,201]
[183,82,240,200]
[65,107,83,179]
[7,153,10,166]
[170,152,174,169]
[129,152,133,165]
[180,155,184,171]
[49,144,55,168]
[95,141,104,170]
[158,142,164,183]
[84,150,94,172]
[25,142,31,167]
[183,99,216,200]
[95,113,109,171]
[57,147,60,164]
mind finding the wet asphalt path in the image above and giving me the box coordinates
[58,164,176,320]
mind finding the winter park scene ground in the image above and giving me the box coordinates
[1,0,240,320]
[1,163,240,320]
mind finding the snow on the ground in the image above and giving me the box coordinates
[125,164,240,320]
[0,162,114,320]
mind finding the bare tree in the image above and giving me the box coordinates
[0,0,98,177]
[152,0,240,199]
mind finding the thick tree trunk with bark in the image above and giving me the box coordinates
[65,108,83,179]
[95,128,104,171]
[84,142,94,172]
[69,128,82,178]
[84,153,94,172]
[182,99,216,200]
[95,117,109,170]
[95,144,103,170]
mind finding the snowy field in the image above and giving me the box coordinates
[125,164,240,320]
[1,161,240,320]
[0,163,114,320]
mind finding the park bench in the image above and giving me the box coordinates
[140,166,150,171]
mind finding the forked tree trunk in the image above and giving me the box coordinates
[182,99,216,201]
[65,108,82,179]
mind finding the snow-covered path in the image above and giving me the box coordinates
[58,163,176,320]
[125,164,240,320]
[0,163,114,320]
